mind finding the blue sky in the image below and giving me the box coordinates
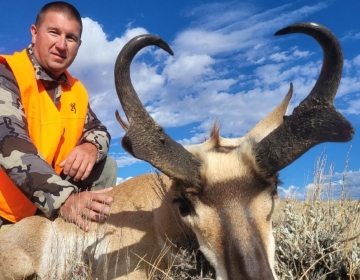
[1,0,359,199]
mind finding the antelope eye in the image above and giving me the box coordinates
[172,198,192,216]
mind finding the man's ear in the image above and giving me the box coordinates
[30,24,37,44]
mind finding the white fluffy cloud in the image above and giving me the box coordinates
[68,2,360,146]
[278,185,304,200]
[110,153,141,168]
[62,2,360,195]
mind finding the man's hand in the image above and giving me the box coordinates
[59,187,113,231]
[59,142,98,181]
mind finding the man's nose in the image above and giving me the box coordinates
[55,36,67,50]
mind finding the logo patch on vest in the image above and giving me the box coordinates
[70,103,76,114]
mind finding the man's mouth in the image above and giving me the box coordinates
[51,53,66,60]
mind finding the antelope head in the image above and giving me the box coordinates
[114,22,354,280]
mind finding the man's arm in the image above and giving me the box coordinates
[80,106,111,163]
[0,63,78,219]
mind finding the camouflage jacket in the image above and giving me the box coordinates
[0,46,111,220]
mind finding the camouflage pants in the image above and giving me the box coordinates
[0,156,117,234]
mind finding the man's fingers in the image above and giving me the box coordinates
[74,214,90,231]
[78,202,109,225]
[72,160,88,182]
[60,191,113,231]
[88,200,111,215]
[84,209,107,223]
[65,154,95,181]
[59,159,66,167]
[67,157,82,178]
[89,192,114,204]
[62,153,78,176]
[75,205,106,230]
[60,208,90,232]
[92,187,114,194]
[80,161,94,181]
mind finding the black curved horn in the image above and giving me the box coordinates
[275,22,342,104]
[114,34,202,185]
[254,22,354,176]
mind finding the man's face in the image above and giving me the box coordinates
[30,11,82,79]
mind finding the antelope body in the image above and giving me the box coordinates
[0,22,354,280]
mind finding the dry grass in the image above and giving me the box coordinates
[273,152,360,280]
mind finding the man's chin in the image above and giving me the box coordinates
[46,65,66,79]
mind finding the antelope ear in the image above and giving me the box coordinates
[245,83,293,141]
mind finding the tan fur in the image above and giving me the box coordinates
[0,87,292,280]
[0,174,187,279]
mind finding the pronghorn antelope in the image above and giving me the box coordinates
[0,22,354,280]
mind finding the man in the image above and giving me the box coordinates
[0,1,116,232]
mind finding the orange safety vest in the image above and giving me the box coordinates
[0,49,88,223]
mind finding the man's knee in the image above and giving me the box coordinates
[62,156,117,190]
[90,156,118,190]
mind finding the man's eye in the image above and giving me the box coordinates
[66,36,78,42]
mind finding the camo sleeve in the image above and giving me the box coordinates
[79,106,111,163]
[0,63,78,219]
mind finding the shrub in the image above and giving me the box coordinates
[274,152,360,280]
